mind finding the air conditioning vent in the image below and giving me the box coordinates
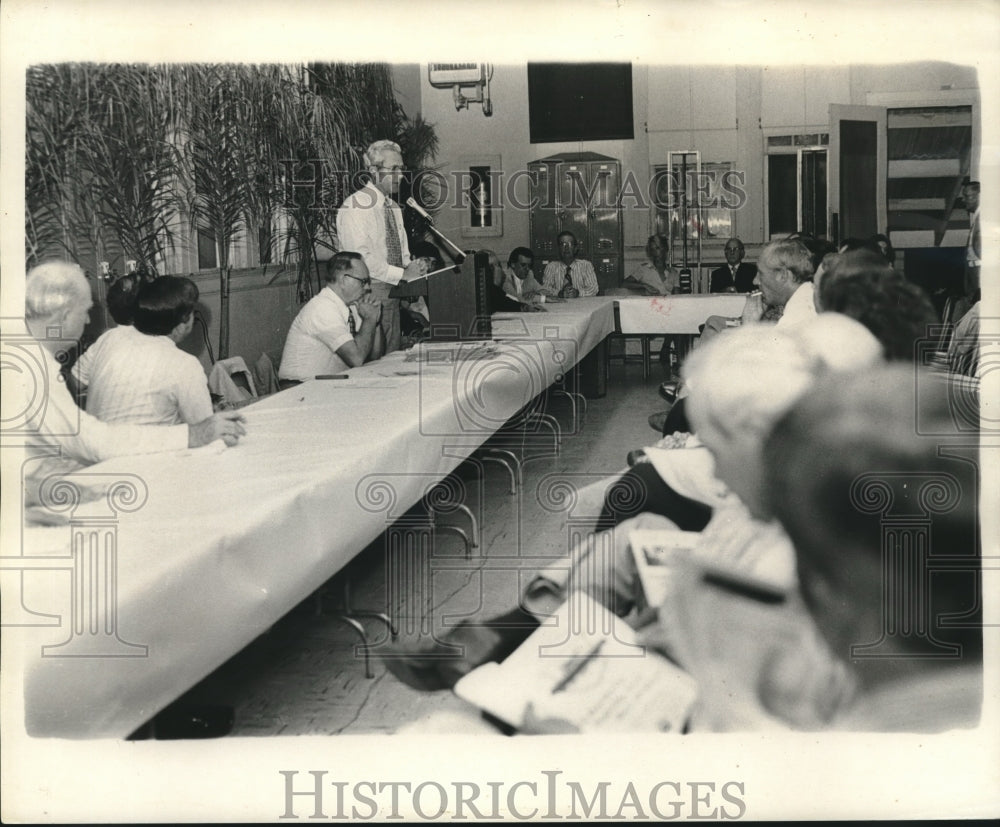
[428,64,484,87]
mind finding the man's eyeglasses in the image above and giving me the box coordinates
[377,165,406,173]
[343,272,372,287]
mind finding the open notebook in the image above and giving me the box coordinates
[453,592,698,733]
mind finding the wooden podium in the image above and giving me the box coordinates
[425,251,492,342]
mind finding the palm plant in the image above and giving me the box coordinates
[73,64,184,277]
[25,61,438,354]
[179,64,260,359]
[25,65,81,266]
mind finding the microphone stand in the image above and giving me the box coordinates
[426,223,467,264]
[406,198,466,264]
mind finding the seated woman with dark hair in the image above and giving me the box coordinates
[82,276,213,426]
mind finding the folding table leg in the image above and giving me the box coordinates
[334,615,373,679]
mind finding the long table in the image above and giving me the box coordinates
[10,299,615,738]
[615,293,751,334]
[609,294,752,378]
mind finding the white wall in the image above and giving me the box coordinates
[411,61,979,269]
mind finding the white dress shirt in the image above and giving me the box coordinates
[83,329,212,426]
[542,259,600,297]
[278,287,359,381]
[336,183,412,286]
[17,348,188,505]
[776,281,816,330]
[508,272,550,297]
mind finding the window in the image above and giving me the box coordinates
[766,133,828,239]
[197,228,218,270]
[258,221,273,266]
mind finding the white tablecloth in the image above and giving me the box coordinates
[10,299,615,738]
[616,294,750,334]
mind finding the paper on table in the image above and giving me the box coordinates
[405,264,462,281]
[453,591,698,733]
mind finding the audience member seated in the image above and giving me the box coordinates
[764,365,981,731]
[815,248,938,362]
[698,236,817,347]
[657,236,820,434]
[868,232,896,267]
[709,237,757,293]
[947,300,980,377]
[381,317,883,699]
[16,261,245,509]
[752,237,817,329]
[620,234,683,369]
[625,233,681,295]
[542,230,599,298]
[482,249,544,313]
[69,273,140,400]
[278,251,383,385]
[506,246,551,300]
[82,276,213,426]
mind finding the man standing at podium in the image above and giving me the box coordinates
[337,139,427,352]
[542,231,600,298]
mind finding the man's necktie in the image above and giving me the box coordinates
[348,308,357,336]
[563,265,573,290]
[384,201,403,268]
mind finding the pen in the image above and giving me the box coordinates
[551,640,605,693]
[315,374,349,380]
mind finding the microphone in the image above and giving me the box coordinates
[406,197,434,223]
[407,198,466,262]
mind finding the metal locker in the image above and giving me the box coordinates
[528,152,624,291]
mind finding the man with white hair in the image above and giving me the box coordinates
[336,139,428,352]
[16,261,246,506]
[748,237,817,329]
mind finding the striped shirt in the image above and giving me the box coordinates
[84,329,212,426]
[542,259,600,297]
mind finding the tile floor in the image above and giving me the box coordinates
[170,353,668,737]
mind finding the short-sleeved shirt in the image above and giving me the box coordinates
[628,261,681,295]
[278,287,359,381]
[84,328,213,426]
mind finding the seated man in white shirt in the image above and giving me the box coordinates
[541,231,600,298]
[506,247,552,300]
[81,276,213,426]
[16,261,245,508]
[278,251,383,385]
